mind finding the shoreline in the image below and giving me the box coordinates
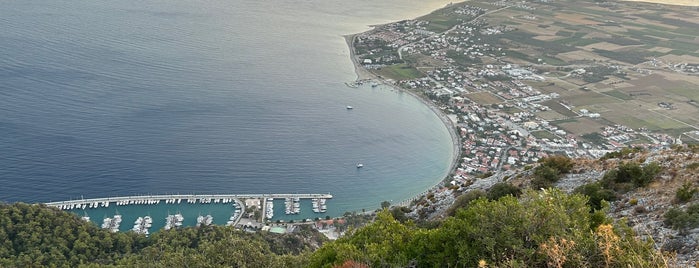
[344,32,462,207]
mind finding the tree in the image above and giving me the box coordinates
[308,210,416,267]
[486,182,522,200]
[531,165,560,189]
[574,182,616,210]
[446,190,486,216]
[676,181,697,203]
[380,201,391,209]
[539,155,574,174]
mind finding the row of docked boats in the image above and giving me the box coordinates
[58,201,110,210]
[117,199,159,205]
[185,198,236,204]
[132,216,153,235]
[284,197,301,215]
[101,214,122,233]
[312,198,327,213]
[163,213,184,230]
[55,197,243,210]
[265,198,274,219]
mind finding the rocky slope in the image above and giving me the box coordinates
[407,145,699,266]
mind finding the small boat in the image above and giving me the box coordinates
[346,106,353,110]
[356,163,364,168]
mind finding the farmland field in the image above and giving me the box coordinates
[477,0,699,137]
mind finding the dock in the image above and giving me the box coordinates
[44,193,332,209]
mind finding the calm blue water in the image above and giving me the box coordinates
[0,0,454,216]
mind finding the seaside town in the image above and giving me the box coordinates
[348,0,698,186]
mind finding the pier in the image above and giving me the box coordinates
[45,193,333,209]
[45,193,333,233]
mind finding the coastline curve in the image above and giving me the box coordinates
[344,32,461,207]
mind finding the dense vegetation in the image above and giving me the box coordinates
[308,189,667,268]
[0,203,318,267]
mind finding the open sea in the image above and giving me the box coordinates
[0,0,455,217]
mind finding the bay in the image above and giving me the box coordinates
[0,0,455,216]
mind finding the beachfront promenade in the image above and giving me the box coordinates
[45,193,333,209]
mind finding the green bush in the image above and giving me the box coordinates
[539,155,574,174]
[600,162,662,192]
[446,190,486,216]
[664,205,699,233]
[530,165,560,189]
[574,182,616,210]
[687,162,699,170]
[487,183,522,200]
[675,181,697,203]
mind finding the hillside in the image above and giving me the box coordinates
[404,145,699,266]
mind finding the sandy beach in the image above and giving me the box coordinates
[344,34,375,81]
[344,31,462,202]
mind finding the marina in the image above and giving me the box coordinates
[45,193,333,233]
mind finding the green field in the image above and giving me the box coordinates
[606,114,687,131]
[667,87,699,101]
[603,89,634,101]
[467,92,503,104]
[374,64,425,80]
[531,130,559,140]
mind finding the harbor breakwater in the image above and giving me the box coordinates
[47,193,332,233]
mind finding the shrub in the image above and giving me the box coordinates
[487,183,521,200]
[664,206,699,233]
[539,155,574,174]
[686,162,699,170]
[634,162,661,187]
[446,190,486,216]
[661,238,686,253]
[574,182,616,210]
[675,181,697,203]
[600,162,662,192]
[629,198,638,206]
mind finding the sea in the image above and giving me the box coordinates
[0,0,455,218]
